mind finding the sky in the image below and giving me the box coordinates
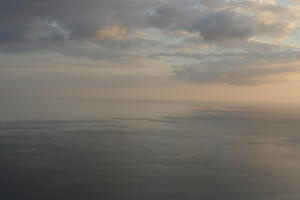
[1,0,300,104]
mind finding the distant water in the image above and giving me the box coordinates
[1,98,300,200]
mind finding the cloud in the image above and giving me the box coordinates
[1,0,300,88]
[146,0,300,47]
[189,6,299,44]
[0,0,299,50]
[0,0,150,50]
[190,9,256,43]
[173,48,300,85]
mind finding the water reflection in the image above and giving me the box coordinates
[1,101,300,200]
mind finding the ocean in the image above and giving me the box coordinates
[1,98,300,200]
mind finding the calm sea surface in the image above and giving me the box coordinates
[1,98,300,200]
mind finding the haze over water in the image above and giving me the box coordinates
[1,98,300,200]
[2,0,300,199]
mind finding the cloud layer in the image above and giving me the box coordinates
[1,0,300,86]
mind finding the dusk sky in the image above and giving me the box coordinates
[1,0,300,103]
[3,2,300,199]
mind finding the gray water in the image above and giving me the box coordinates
[1,98,300,200]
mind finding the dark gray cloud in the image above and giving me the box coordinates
[189,8,298,44]
[0,0,158,53]
[191,9,255,43]
[1,0,297,50]
[145,1,206,31]
[0,0,143,39]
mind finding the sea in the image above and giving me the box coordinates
[1,98,300,200]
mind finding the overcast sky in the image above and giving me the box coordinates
[1,0,300,103]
